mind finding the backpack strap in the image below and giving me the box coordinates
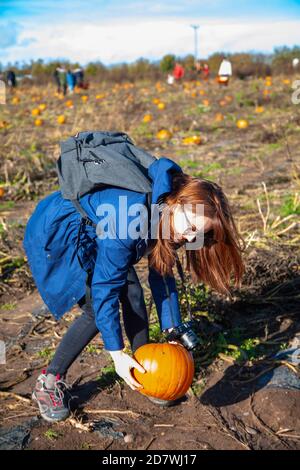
[72,198,96,304]
[72,199,97,228]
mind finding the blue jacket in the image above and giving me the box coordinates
[23,157,183,350]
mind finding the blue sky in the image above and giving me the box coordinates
[0,0,300,65]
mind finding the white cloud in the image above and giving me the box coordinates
[1,17,300,65]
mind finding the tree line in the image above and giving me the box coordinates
[1,46,299,85]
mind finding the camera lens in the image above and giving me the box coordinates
[181,329,199,350]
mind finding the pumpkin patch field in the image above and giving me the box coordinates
[0,76,300,450]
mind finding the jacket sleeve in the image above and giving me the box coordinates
[148,259,182,331]
[91,237,134,351]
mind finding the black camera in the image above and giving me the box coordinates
[166,321,200,351]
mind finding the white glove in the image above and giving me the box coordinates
[108,350,145,390]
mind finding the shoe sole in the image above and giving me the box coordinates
[32,391,70,423]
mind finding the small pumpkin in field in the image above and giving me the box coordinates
[0,120,10,129]
[215,113,224,122]
[143,113,153,123]
[65,99,73,108]
[182,135,202,146]
[0,187,5,198]
[282,79,291,86]
[57,114,66,124]
[31,108,41,116]
[81,95,89,103]
[38,103,47,111]
[34,118,43,127]
[255,106,264,113]
[132,343,194,401]
[157,102,165,110]
[236,119,249,129]
[11,96,20,105]
[265,77,272,87]
[156,129,172,140]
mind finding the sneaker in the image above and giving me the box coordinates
[146,395,184,407]
[32,370,71,422]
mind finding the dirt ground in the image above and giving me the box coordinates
[0,282,299,451]
[0,77,300,450]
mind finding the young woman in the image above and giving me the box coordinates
[23,156,245,422]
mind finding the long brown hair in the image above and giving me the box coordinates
[148,172,246,296]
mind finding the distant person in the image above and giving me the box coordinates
[218,57,232,86]
[53,68,60,93]
[203,63,210,80]
[6,70,16,88]
[55,66,67,96]
[195,61,202,73]
[293,58,299,71]
[73,67,84,88]
[67,70,75,94]
[173,63,185,81]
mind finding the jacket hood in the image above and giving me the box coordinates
[148,157,182,204]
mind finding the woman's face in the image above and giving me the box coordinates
[172,204,213,244]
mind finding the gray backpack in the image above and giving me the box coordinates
[56,131,156,227]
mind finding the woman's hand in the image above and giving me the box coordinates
[108,350,145,390]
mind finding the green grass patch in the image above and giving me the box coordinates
[97,363,119,388]
[0,201,15,212]
[149,322,164,342]
[44,430,60,441]
[178,159,199,169]
[37,347,55,361]
[0,302,17,311]
[192,162,223,178]
[280,193,300,217]
[85,343,102,354]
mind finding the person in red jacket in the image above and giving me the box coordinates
[203,63,210,80]
[173,62,185,81]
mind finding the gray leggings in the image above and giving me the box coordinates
[47,266,149,377]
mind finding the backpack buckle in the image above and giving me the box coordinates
[82,217,95,228]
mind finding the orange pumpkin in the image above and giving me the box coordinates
[11,96,20,105]
[34,118,43,127]
[157,102,165,110]
[236,119,249,129]
[255,106,264,113]
[215,113,224,122]
[182,135,202,145]
[156,129,172,140]
[132,342,194,401]
[31,108,41,116]
[57,115,66,124]
[65,99,74,108]
[143,113,153,123]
